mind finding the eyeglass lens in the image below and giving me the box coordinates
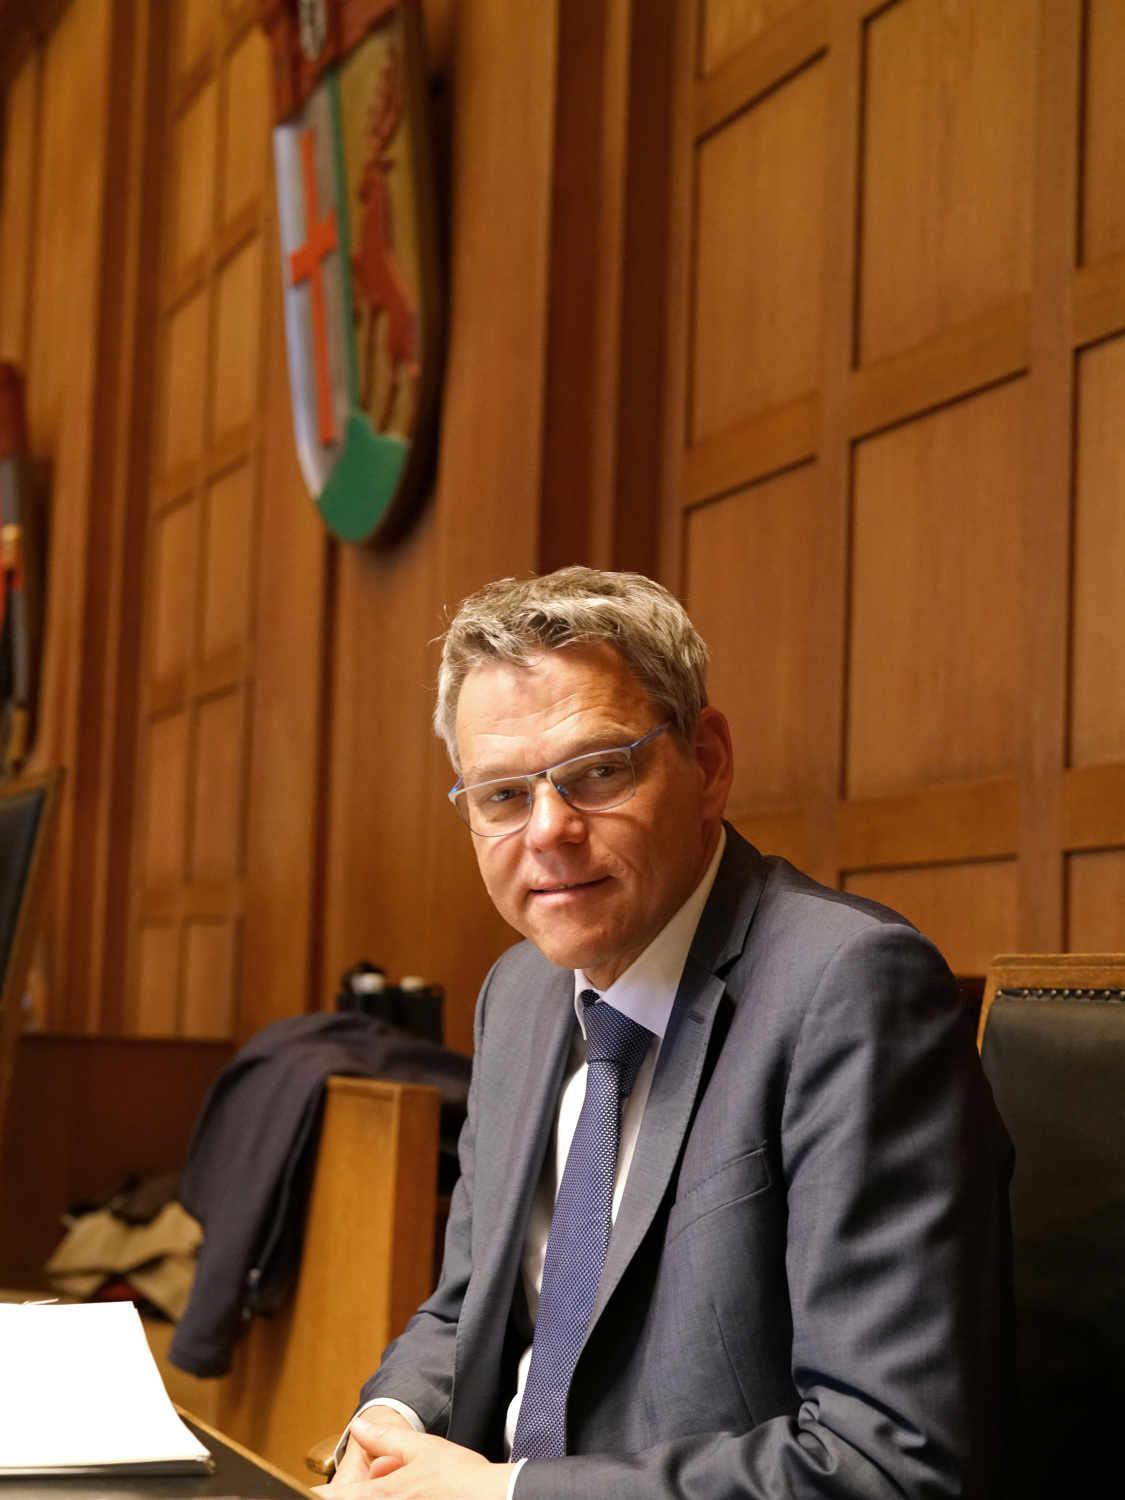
[457,747,639,834]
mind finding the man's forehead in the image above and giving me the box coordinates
[455,649,655,776]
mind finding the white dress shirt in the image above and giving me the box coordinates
[341,830,727,1497]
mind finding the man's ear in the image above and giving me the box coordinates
[694,707,734,818]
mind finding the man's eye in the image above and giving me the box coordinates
[485,784,522,805]
[586,763,620,780]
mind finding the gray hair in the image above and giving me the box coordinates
[434,567,709,769]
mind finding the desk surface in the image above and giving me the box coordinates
[0,1415,310,1500]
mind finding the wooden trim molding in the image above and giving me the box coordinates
[848,297,1030,440]
[682,395,817,507]
[1062,762,1125,851]
[978,952,1125,1051]
[694,0,827,139]
[1073,252,1125,351]
[836,778,1020,872]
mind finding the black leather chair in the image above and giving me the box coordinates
[979,954,1125,1500]
[0,768,63,1136]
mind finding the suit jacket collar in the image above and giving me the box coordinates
[585,825,765,1336]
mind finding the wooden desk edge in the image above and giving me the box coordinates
[174,1403,316,1497]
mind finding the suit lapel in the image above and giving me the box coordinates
[585,827,766,1336]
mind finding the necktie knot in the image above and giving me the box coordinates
[580,990,653,1099]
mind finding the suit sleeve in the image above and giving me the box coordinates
[516,924,1015,1500]
[353,960,499,1435]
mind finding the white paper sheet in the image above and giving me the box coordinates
[0,1301,212,1474]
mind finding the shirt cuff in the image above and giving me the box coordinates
[507,1457,528,1499]
[333,1398,426,1468]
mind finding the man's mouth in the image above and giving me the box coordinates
[530,877,607,896]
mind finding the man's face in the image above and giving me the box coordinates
[454,642,732,989]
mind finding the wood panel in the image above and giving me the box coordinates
[221,26,269,226]
[323,0,559,1054]
[151,500,199,683]
[211,236,262,438]
[700,0,808,75]
[0,51,39,364]
[134,921,179,1033]
[182,917,235,1036]
[1067,848,1125,953]
[0,1032,232,1287]
[691,56,825,443]
[844,860,1018,976]
[170,79,217,272]
[858,0,1035,364]
[848,380,1025,797]
[1080,0,1125,267]
[1070,333,1125,766]
[685,463,821,808]
[129,0,269,1038]
[161,292,209,473]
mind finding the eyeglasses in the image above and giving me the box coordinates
[448,722,670,837]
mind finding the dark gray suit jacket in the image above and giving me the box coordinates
[361,827,1015,1498]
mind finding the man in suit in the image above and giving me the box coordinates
[322,567,1014,1500]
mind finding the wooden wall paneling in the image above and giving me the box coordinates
[658,0,701,591]
[130,0,270,1037]
[221,25,270,226]
[309,0,564,1054]
[182,917,235,1036]
[0,50,40,364]
[847,381,1026,799]
[135,920,180,1033]
[211,236,263,437]
[143,710,189,890]
[690,55,826,445]
[700,0,810,76]
[171,78,218,273]
[190,689,243,880]
[1067,848,1125,952]
[685,463,821,810]
[176,0,219,82]
[0,1033,233,1287]
[858,0,1035,366]
[238,193,330,1041]
[844,859,1018,976]
[1063,762,1125,853]
[537,0,628,574]
[836,778,1019,872]
[78,0,176,1032]
[1079,0,1125,268]
[418,0,563,1050]
[1070,333,1125,768]
[1017,0,1082,951]
[21,0,128,1028]
[806,0,861,886]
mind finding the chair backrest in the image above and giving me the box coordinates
[0,767,63,1136]
[213,1075,441,1484]
[979,953,1125,1500]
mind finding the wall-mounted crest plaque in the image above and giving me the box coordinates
[258,0,443,544]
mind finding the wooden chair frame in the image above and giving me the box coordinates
[977,952,1125,1051]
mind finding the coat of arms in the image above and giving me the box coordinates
[258,0,442,543]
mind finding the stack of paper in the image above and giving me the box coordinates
[0,1301,213,1476]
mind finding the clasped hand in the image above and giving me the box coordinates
[316,1409,514,1500]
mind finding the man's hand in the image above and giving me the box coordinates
[316,1410,514,1499]
[328,1409,415,1487]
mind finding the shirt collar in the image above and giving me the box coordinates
[573,827,727,1039]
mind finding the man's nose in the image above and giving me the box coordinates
[523,776,585,847]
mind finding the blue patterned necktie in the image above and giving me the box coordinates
[511,989,654,1460]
